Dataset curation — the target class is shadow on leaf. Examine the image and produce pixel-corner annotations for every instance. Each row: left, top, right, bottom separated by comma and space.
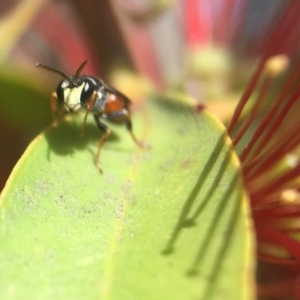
161, 130, 242, 298
44, 117, 122, 161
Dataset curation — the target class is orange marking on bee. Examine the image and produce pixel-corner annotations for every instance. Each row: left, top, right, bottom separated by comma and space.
104, 94, 125, 113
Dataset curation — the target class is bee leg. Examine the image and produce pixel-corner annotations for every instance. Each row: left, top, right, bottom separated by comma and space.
50, 92, 58, 124
81, 91, 97, 137
93, 115, 111, 173
125, 119, 145, 149
51, 93, 66, 125
106, 109, 145, 149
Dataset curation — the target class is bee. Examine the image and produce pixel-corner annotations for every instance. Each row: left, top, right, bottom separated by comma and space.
36, 60, 144, 172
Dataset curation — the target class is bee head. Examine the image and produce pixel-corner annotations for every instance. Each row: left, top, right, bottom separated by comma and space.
36, 61, 89, 112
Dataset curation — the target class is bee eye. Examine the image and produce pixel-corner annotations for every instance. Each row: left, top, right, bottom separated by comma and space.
56, 80, 66, 103
81, 80, 95, 104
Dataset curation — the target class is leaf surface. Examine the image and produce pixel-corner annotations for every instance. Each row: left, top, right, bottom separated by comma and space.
0, 96, 255, 300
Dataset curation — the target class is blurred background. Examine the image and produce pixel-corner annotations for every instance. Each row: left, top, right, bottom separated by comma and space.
0, 0, 294, 191
3, 1, 300, 299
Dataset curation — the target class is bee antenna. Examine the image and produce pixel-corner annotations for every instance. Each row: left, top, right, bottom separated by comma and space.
36, 63, 71, 84
74, 60, 88, 85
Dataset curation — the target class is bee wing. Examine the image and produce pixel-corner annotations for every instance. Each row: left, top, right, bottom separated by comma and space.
100, 80, 132, 105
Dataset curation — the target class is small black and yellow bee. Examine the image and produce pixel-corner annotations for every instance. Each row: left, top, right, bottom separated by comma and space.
36, 60, 144, 172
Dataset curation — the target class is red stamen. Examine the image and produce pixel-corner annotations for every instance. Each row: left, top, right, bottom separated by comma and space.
227, 60, 264, 133
232, 75, 272, 146
255, 211, 300, 221
258, 228, 300, 261
258, 252, 300, 266
262, 0, 300, 57
213, 0, 235, 46
251, 164, 300, 200
257, 279, 295, 299
240, 76, 300, 163
184, 0, 212, 47
240, 61, 300, 168
244, 121, 300, 178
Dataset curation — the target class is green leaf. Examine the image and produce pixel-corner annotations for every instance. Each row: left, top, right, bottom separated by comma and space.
0, 95, 255, 300
0, 71, 51, 131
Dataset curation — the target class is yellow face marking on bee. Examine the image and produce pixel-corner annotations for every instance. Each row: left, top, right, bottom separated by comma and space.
62, 81, 85, 112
